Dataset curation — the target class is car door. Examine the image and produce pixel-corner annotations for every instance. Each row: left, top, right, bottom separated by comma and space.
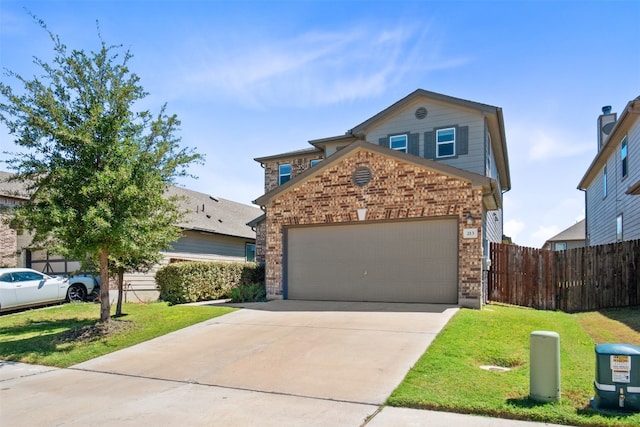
0, 272, 18, 309
13, 271, 62, 305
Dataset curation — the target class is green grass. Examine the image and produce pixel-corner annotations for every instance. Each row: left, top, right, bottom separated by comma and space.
0, 302, 235, 367
388, 304, 640, 426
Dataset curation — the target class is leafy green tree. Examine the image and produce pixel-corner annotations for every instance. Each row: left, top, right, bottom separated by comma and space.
0, 18, 202, 322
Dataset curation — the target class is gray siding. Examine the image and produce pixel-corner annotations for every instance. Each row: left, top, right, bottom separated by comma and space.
169, 230, 251, 259
365, 97, 488, 177
484, 208, 504, 244
586, 120, 640, 245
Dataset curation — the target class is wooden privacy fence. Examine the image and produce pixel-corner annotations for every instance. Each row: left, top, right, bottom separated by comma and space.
488, 240, 640, 312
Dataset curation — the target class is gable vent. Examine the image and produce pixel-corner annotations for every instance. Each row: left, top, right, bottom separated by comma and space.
353, 166, 372, 187
415, 107, 428, 120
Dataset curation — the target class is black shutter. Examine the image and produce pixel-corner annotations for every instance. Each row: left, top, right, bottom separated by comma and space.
379, 137, 390, 148
424, 131, 435, 159
457, 126, 469, 156
408, 133, 419, 156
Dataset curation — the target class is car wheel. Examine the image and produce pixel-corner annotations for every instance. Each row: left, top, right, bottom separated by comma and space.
67, 284, 87, 302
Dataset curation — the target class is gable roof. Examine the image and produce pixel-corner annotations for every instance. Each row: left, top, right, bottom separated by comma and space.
578, 96, 640, 191
0, 171, 260, 240
0, 171, 31, 200
254, 139, 501, 209
348, 89, 510, 192
544, 219, 585, 244
165, 186, 262, 240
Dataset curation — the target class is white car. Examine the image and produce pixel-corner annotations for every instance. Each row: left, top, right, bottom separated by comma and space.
0, 268, 93, 312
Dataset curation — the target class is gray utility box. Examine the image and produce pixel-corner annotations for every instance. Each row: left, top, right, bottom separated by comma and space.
593, 343, 640, 411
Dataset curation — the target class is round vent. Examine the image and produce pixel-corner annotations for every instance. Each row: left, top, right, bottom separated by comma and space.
415, 107, 428, 120
353, 166, 372, 187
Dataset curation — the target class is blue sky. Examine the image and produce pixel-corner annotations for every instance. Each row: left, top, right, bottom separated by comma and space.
1, 0, 639, 248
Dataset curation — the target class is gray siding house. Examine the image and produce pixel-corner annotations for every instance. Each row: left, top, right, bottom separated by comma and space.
578, 97, 640, 245
542, 219, 586, 250
253, 89, 511, 308
0, 173, 261, 301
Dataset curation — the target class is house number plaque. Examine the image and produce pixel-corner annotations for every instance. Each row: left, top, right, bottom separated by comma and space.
463, 228, 478, 239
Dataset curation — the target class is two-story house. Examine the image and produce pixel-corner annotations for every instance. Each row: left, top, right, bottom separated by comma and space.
252, 89, 511, 309
578, 96, 640, 245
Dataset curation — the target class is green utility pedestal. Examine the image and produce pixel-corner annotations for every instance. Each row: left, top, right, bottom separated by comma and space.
592, 343, 640, 411
530, 331, 560, 403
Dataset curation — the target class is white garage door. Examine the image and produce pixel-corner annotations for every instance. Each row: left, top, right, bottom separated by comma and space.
285, 218, 458, 303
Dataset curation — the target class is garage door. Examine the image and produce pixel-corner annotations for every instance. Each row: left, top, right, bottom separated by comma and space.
285, 218, 458, 303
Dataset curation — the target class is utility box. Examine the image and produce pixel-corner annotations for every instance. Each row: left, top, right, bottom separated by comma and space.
592, 343, 640, 411
530, 331, 561, 402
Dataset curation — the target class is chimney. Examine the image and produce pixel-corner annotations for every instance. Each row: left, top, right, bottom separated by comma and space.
597, 105, 617, 151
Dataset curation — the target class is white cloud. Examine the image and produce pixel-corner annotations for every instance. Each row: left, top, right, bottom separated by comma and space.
176, 23, 467, 109
508, 123, 592, 162
504, 219, 525, 242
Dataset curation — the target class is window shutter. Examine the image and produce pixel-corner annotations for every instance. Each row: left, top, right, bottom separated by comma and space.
424, 131, 435, 159
457, 126, 469, 156
408, 133, 419, 156
379, 137, 390, 148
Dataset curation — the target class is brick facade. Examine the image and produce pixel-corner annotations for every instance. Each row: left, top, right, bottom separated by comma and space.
263, 153, 323, 193
261, 146, 485, 309
0, 214, 18, 267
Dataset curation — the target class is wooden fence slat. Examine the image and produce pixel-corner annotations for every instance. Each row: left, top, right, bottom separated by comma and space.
488, 239, 640, 312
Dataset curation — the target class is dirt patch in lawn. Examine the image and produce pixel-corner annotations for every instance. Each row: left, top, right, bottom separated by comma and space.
56, 320, 134, 343
576, 307, 640, 346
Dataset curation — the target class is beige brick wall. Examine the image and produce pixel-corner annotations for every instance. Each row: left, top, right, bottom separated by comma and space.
0, 214, 18, 267
263, 154, 323, 193
262, 147, 485, 308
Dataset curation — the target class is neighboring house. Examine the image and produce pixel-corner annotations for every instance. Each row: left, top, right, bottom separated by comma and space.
253, 89, 511, 309
542, 219, 586, 250
0, 171, 30, 267
0, 172, 261, 301
578, 97, 640, 245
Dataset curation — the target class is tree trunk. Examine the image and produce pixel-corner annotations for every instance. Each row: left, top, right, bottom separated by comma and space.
99, 246, 111, 322
115, 267, 124, 317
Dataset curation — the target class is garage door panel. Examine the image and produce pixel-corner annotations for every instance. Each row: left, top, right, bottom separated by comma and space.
286, 218, 458, 304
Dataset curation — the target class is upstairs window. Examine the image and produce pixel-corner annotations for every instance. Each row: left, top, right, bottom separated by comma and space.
310, 159, 322, 167
390, 135, 407, 153
621, 137, 628, 178
436, 128, 456, 158
278, 164, 291, 185
603, 165, 608, 197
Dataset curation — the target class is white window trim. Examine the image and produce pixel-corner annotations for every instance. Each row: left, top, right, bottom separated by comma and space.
389, 134, 408, 153
616, 214, 623, 242
436, 127, 456, 158
278, 164, 291, 185
621, 136, 628, 179
603, 165, 607, 198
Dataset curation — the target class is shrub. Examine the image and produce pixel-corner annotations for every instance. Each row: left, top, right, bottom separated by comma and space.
230, 282, 266, 303
156, 261, 264, 305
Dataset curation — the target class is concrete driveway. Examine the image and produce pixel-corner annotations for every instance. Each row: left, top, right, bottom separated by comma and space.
0, 300, 458, 426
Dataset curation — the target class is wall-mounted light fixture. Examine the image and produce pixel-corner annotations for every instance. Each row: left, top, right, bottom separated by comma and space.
466, 212, 474, 225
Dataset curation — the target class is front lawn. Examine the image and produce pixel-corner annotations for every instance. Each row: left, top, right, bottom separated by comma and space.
388, 304, 640, 426
0, 302, 235, 367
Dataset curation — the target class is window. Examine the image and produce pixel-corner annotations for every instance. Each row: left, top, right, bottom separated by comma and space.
621, 137, 628, 178
436, 128, 456, 158
310, 159, 321, 167
603, 165, 607, 197
278, 164, 291, 185
554, 242, 567, 251
617, 214, 623, 242
390, 135, 407, 153
245, 243, 256, 263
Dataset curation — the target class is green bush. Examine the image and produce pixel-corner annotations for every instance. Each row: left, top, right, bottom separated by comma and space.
156, 261, 264, 305
230, 282, 267, 303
